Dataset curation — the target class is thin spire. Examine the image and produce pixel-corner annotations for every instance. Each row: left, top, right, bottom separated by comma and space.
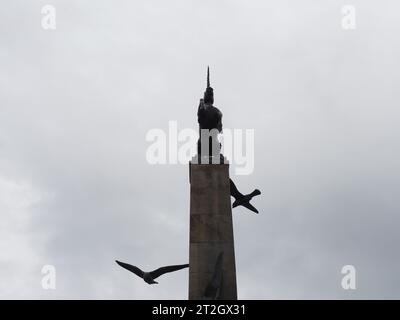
207, 66, 210, 88
203, 66, 214, 105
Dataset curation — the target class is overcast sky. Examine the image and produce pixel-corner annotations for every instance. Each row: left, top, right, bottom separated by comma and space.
1, 0, 400, 299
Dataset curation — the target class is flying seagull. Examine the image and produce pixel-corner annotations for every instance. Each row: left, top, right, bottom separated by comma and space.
115, 260, 189, 284
203, 252, 224, 300
230, 179, 261, 214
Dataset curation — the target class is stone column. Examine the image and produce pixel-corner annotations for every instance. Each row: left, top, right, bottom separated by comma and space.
188, 161, 237, 300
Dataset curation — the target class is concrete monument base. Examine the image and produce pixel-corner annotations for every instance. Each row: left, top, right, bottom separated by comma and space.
188, 161, 237, 300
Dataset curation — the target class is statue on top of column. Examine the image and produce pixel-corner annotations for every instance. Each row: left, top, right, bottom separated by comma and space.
197, 67, 223, 162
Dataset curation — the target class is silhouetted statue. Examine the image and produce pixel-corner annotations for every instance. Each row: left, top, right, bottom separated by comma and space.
230, 179, 261, 214
202, 252, 224, 300
197, 67, 223, 162
115, 260, 188, 285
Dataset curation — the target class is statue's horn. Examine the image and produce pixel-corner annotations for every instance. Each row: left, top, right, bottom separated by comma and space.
203, 66, 214, 104
207, 66, 210, 88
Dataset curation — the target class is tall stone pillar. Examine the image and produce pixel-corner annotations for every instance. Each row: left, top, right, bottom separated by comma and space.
188, 160, 237, 300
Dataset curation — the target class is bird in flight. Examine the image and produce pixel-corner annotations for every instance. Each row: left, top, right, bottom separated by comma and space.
203, 252, 224, 300
230, 179, 261, 214
115, 260, 189, 284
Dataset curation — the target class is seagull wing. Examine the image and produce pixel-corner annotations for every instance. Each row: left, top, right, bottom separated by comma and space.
203, 252, 224, 299
115, 260, 144, 278
242, 202, 259, 214
150, 264, 189, 279
229, 179, 243, 200
250, 189, 261, 197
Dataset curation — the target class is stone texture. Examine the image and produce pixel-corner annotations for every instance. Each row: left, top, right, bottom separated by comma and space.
188, 162, 237, 300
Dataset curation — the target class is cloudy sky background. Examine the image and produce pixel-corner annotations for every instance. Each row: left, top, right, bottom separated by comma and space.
1, 0, 400, 299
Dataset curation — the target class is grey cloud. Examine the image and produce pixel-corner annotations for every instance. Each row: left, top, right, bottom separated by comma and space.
0, 0, 399, 299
